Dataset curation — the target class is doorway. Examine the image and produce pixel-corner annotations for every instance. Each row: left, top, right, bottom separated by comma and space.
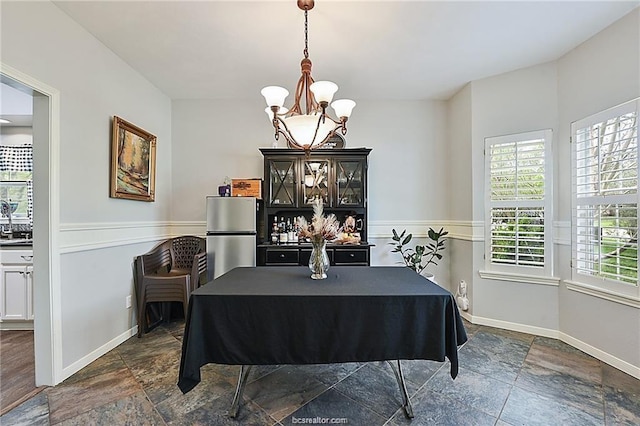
1, 66, 60, 387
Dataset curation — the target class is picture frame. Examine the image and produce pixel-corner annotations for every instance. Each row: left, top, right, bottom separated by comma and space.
110, 116, 157, 202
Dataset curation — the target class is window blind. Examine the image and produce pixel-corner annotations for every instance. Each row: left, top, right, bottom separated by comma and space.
486, 130, 551, 273
573, 107, 638, 287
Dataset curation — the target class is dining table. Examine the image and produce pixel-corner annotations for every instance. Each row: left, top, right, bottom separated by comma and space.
177, 266, 467, 418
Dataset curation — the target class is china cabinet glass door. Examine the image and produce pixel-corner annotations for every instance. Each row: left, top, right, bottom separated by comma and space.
302, 159, 330, 206
268, 159, 297, 206
336, 159, 365, 207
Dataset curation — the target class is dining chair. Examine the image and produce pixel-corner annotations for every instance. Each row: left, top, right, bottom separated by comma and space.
133, 236, 207, 337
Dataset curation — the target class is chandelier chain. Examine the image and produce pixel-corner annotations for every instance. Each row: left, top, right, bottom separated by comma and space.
304, 9, 309, 59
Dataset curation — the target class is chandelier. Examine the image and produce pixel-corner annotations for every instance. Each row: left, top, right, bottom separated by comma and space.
261, 0, 355, 152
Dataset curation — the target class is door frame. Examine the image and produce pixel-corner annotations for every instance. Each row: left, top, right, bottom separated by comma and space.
1, 63, 62, 386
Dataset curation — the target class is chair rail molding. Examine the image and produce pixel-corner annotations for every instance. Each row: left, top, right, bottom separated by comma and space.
369, 220, 483, 242
59, 221, 173, 253
59, 219, 572, 253
371, 220, 570, 244
169, 221, 206, 237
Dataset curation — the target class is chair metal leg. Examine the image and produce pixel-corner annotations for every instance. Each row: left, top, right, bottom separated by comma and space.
136, 292, 146, 338
183, 276, 191, 310
386, 360, 414, 418
229, 365, 252, 418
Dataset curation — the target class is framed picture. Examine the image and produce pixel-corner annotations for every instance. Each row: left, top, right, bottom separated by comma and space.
110, 116, 157, 202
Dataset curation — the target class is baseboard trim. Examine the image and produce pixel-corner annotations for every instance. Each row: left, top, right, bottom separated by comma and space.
0, 320, 34, 330
60, 325, 138, 381
461, 313, 639, 380
468, 314, 560, 338
559, 332, 640, 380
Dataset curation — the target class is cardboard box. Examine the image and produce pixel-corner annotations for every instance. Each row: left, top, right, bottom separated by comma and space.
231, 179, 262, 199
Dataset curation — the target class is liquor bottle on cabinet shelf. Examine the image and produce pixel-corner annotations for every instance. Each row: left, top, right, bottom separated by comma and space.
271, 217, 279, 244
278, 216, 288, 243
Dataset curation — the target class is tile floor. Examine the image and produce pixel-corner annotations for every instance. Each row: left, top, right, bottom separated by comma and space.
2, 319, 639, 425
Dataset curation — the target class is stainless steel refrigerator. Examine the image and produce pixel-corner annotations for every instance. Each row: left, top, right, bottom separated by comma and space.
206, 196, 257, 280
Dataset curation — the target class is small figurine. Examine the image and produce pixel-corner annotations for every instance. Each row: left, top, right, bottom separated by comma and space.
456, 280, 469, 311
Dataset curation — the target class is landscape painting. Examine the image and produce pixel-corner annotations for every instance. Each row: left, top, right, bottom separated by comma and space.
110, 116, 157, 201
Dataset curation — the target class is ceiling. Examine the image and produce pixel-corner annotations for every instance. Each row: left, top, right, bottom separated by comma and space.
0, 82, 33, 127
37, 1, 640, 102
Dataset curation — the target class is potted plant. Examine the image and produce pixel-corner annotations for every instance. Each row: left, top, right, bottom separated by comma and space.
390, 227, 448, 277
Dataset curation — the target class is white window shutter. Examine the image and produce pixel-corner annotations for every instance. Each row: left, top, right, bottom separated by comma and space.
571, 98, 639, 297
485, 129, 552, 275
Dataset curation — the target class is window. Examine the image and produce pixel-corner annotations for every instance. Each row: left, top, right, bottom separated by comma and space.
571, 99, 638, 299
484, 129, 553, 277
0, 145, 33, 225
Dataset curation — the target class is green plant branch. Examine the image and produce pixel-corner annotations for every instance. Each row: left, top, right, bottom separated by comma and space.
390, 227, 448, 274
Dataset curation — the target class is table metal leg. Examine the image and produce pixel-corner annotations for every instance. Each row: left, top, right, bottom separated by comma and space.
387, 360, 414, 418
228, 365, 252, 418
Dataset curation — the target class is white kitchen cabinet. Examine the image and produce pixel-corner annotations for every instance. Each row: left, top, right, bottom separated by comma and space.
0, 249, 34, 321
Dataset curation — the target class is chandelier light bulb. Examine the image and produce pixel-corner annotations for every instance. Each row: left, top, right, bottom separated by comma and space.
309, 81, 338, 104
331, 99, 356, 119
261, 86, 289, 108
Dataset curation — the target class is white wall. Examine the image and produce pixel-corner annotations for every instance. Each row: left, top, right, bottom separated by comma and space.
471, 62, 559, 220
171, 99, 449, 222
447, 84, 476, 305
2, 2, 173, 224
447, 84, 473, 222
1, 1, 173, 380
171, 99, 267, 223
556, 8, 640, 370
347, 100, 449, 224
171, 99, 452, 285
469, 62, 560, 329
452, 8, 639, 376
0, 127, 32, 145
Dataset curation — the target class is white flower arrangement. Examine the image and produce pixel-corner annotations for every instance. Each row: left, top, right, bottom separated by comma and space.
297, 199, 340, 244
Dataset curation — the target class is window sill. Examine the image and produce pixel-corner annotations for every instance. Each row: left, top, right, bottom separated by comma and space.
478, 270, 560, 286
565, 280, 640, 309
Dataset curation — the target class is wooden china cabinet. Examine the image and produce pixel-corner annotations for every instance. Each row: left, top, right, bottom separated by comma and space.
257, 147, 372, 266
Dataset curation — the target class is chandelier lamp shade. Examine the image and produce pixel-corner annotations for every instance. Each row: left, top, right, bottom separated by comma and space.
261, 0, 355, 152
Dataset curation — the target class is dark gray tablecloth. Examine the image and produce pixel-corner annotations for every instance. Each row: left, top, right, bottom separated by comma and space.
178, 266, 467, 394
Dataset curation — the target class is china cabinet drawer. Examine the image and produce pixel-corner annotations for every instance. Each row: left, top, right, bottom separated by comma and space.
334, 248, 368, 265
266, 249, 299, 265
258, 245, 371, 266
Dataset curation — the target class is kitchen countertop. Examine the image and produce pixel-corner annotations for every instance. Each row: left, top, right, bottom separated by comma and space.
0, 239, 33, 248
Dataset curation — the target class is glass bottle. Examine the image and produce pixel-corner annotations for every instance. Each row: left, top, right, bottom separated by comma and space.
271, 217, 279, 244
279, 217, 288, 243
286, 219, 294, 242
